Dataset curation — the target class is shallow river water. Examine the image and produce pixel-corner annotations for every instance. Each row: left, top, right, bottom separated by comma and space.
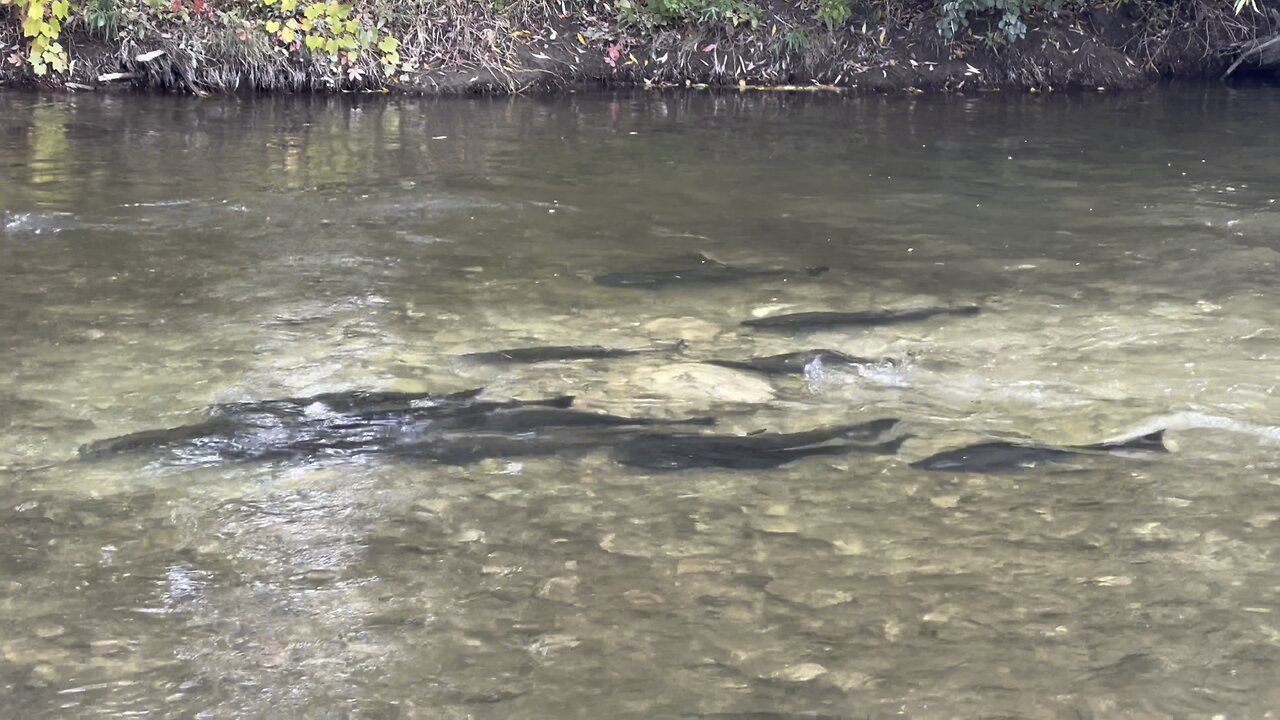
2, 87, 1279, 719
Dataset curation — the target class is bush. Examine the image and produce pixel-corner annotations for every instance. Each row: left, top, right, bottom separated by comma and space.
937, 0, 1080, 42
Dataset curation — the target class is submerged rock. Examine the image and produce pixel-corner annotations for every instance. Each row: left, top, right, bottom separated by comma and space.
641, 363, 776, 405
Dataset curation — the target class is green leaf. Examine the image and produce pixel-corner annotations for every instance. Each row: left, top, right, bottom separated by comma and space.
324, 37, 339, 54
304, 33, 324, 49
377, 35, 397, 52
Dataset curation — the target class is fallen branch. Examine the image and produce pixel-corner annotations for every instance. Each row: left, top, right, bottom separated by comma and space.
1222, 32, 1280, 78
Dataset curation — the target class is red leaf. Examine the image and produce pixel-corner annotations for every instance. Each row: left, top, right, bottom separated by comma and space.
169, 0, 182, 11
702, 43, 716, 52
192, 0, 204, 13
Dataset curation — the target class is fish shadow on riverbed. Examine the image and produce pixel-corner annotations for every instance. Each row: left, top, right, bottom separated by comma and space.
77, 386, 920, 472
460, 340, 687, 364
78, 388, 721, 465
612, 419, 908, 471
911, 430, 1169, 473
594, 253, 829, 290
741, 305, 981, 332
702, 349, 897, 377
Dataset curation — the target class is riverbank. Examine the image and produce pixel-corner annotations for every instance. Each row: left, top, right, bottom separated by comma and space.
1, 0, 1276, 94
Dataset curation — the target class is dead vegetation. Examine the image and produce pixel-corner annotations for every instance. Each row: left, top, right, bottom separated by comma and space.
1, 0, 1276, 93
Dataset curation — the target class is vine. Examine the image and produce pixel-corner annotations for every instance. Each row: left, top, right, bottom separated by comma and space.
4, 0, 70, 74
258, 0, 404, 76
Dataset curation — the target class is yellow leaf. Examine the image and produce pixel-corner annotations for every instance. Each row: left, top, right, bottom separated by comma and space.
305, 33, 323, 49
346, 50, 357, 62
280, 27, 296, 43
281, 0, 296, 11
626, 53, 637, 65
345, 19, 357, 33
771, 24, 777, 35
324, 37, 339, 54
265, 19, 280, 32
300, 18, 312, 30
576, 32, 585, 45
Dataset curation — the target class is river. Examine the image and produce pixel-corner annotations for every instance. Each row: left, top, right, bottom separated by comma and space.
2, 87, 1279, 718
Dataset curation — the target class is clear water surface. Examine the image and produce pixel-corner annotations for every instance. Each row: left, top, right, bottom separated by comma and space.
1, 87, 1279, 719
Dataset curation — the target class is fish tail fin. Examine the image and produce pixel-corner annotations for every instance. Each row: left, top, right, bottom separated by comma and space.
445, 387, 486, 402
1095, 430, 1168, 453
843, 418, 900, 439
876, 434, 913, 454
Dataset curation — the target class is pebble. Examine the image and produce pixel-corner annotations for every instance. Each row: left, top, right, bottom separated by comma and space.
930, 495, 961, 509
528, 634, 580, 657
642, 317, 722, 343
643, 363, 776, 405
769, 662, 827, 682
827, 670, 876, 691
830, 538, 866, 555
765, 579, 853, 608
535, 576, 579, 604
676, 559, 726, 575
32, 622, 66, 639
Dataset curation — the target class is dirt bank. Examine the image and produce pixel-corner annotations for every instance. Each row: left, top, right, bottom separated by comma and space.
1, 2, 1275, 95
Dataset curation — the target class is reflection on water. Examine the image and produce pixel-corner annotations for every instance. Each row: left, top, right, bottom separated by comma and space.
2, 89, 1279, 718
